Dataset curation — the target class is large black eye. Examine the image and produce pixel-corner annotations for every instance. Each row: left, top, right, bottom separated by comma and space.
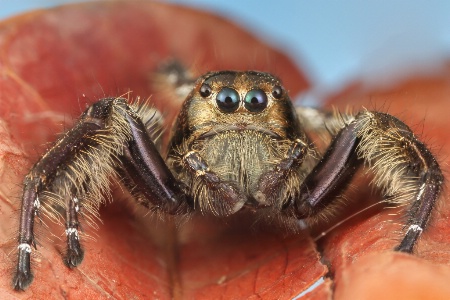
271, 85, 283, 99
244, 89, 268, 112
199, 83, 212, 97
216, 87, 240, 112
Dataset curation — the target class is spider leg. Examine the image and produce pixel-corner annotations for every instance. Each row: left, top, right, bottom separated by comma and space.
256, 139, 313, 208
292, 110, 442, 253
14, 186, 37, 290
13, 98, 187, 290
116, 104, 190, 213
181, 150, 247, 216
64, 196, 83, 267
295, 106, 338, 135
14, 113, 105, 290
294, 121, 362, 217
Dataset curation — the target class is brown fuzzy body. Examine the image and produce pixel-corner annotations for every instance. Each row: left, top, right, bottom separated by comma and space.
166, 71, 315, 216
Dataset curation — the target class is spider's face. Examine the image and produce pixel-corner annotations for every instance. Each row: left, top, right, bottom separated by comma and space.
167, 71, 309, 215
176, 71, 302, 142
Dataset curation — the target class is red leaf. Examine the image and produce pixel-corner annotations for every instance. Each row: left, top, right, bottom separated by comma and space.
3, 2, 448, 299
0, 2, 327, 299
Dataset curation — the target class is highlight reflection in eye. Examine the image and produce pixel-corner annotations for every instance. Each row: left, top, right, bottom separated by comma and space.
244, 89, 268, 112
216, 87, 240, 112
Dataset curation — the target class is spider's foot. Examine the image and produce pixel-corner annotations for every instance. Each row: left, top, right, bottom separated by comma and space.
394, 243, 412, 253
65, 226, 84, 267
394, 224, 423, 253
13, 269, 33, 291
65, 247, 84, 268
14, 244, 33, 291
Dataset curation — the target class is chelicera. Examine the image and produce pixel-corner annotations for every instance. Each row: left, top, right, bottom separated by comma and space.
13, 66, 443, 290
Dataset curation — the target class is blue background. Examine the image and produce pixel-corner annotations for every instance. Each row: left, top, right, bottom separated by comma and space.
1, 0, 450, 102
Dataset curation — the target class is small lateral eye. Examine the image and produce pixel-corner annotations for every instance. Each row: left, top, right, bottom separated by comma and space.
216, 87, 240, 112
244, 89, 268, 112
271, 85, 283, 99
200, 83, 212, 97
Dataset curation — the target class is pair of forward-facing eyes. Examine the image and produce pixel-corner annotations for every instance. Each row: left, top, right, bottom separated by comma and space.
198, 82, 284, 113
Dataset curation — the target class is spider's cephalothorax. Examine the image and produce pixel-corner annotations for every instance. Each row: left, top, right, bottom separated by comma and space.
166, 71, 314, 216
13, 69, 443, 291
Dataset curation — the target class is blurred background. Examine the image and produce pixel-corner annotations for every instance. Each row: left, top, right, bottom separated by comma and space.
1, 0, 450, 104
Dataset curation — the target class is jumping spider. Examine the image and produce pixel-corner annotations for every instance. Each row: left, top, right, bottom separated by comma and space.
13, 66, 443, 290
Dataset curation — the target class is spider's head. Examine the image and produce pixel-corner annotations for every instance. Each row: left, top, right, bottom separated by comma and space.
176, 70, 302, 141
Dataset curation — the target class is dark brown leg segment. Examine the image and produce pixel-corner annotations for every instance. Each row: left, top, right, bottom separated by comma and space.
294, 121, 361, 217
393, 140, 442, 252
13, 98, 187, 290
290, 111, 443, 253
14, 116, 103, 290
118, 105, 189, 214
64, 196, 84, 267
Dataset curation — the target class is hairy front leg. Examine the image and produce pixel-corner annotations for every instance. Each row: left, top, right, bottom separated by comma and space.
291, 110, 443, 253
13, 97, 187, 290
117, 101, 189, 214
14, 108, 107, 290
